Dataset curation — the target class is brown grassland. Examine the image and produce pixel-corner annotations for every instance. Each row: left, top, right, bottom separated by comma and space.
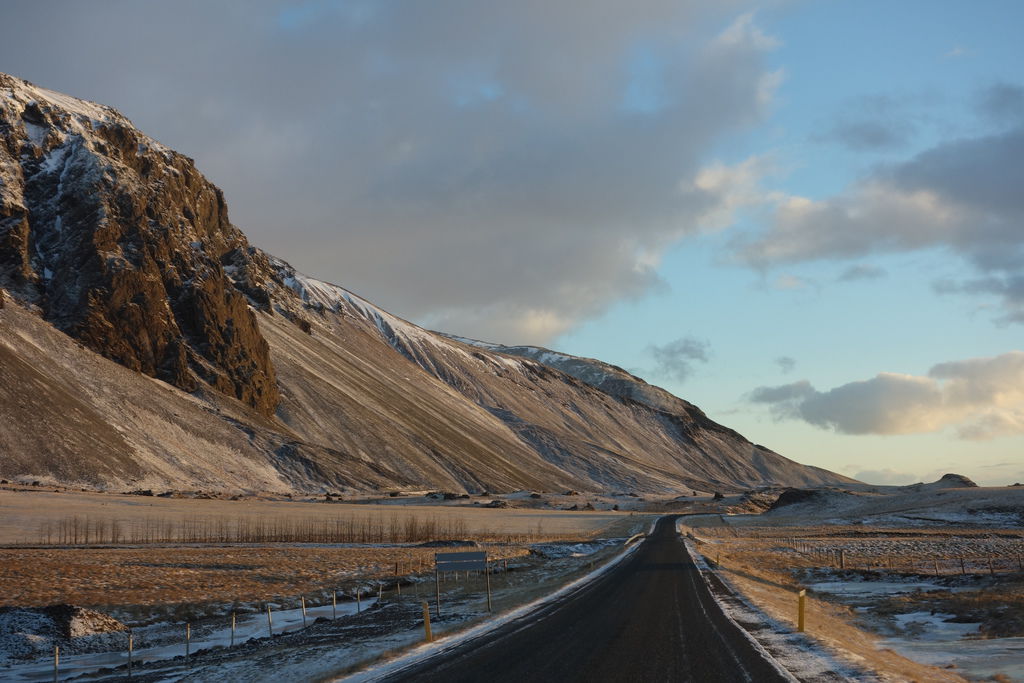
0, 487, 636, 611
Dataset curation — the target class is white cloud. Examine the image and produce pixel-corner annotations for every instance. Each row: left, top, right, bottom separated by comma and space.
0, 2, 782, 345
749, 351, 1024, 439
730, 93, 1024, 323
852, 469, 921, 486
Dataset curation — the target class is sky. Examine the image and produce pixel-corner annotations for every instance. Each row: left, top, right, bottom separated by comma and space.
1, 1, 1022, 486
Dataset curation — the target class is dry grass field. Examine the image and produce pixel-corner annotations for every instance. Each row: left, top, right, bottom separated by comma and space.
0, 545, 534, 610
0, 487, 638, 612
0, 487, 630, 544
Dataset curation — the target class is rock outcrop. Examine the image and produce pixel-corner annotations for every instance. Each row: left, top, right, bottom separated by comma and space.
0, 73, 277, 414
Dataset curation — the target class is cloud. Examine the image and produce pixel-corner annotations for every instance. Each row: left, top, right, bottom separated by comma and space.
732, 85, 1024, 323
977, 82, 1024, 124
945, 45, 969, 59
852, 469, 920, 486
0, 2, 781, 344
748, 351, 1024, 439
772, 273, 812, 290
774, 356, 796, 373
837, 264, 887, 282
648, 336, 711, 382
816, 95, 915, 151
823, 120, 912, 151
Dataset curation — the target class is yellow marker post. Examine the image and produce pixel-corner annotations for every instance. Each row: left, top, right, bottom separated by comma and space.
422, 601, 433, 642
797, 589, 806, 633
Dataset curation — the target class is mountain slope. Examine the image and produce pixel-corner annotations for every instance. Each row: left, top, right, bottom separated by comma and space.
0, 73, 854, 494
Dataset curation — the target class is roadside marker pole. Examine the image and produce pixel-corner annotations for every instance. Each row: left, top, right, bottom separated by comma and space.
301, 596, 307, 628
185, 623, 191, 665
332, 591, 337, 620
797, 589, 806, 633
53, 645, 59, 683
421, 601, 433, 642
230, 612, 236, 647
378, 583, 383, 601
266, 605, 273, 637
357, 589, 362, 614
127, 634, 133, 678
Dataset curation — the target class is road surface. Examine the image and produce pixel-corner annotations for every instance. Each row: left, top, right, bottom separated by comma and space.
378, 516, 790, 682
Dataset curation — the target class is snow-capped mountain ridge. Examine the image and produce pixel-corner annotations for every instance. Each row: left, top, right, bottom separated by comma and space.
0, 72, 854, 493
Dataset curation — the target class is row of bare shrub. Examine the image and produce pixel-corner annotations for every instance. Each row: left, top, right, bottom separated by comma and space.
33, 514, 559, 546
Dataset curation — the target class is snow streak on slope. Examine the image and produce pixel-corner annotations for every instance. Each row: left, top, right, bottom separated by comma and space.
262, 265, 852, 493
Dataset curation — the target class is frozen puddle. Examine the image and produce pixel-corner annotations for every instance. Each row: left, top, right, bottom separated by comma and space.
3, 598, 377, 682
881, 612, 1024, 682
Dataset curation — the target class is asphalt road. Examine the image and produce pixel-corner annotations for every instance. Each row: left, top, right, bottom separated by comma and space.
378, 516, 790, 683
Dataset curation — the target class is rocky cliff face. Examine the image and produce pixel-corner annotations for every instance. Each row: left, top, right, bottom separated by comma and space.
0, 74, 278, 414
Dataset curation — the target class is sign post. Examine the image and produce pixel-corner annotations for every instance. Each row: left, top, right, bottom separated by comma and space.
434, 568, 441, 619
435, 551, 488, 617
485, 560, 492, 612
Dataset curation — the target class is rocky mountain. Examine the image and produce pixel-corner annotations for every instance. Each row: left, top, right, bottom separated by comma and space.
0, 73, 854, 494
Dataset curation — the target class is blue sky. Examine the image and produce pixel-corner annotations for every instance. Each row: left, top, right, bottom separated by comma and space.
559, 1, 1024, 485
1, 1, 1021, 485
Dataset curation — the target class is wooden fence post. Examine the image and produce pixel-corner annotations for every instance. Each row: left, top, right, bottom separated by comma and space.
797, 589, 806, 633
230, 612, 236, 647
301, 596, 307, 628
422, 601, 433, 642
266, 604, 273, 636
332, 591, 337, 620
53, 645, 59, 683
185, 623, 191, 664
128, 633, 133, 678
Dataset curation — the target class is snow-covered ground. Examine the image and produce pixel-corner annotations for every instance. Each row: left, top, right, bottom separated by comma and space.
881, 613, 1024, 682
1, 599, 378, 682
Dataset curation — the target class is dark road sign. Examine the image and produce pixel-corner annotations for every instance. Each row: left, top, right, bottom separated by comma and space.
435, 551, 487, 572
